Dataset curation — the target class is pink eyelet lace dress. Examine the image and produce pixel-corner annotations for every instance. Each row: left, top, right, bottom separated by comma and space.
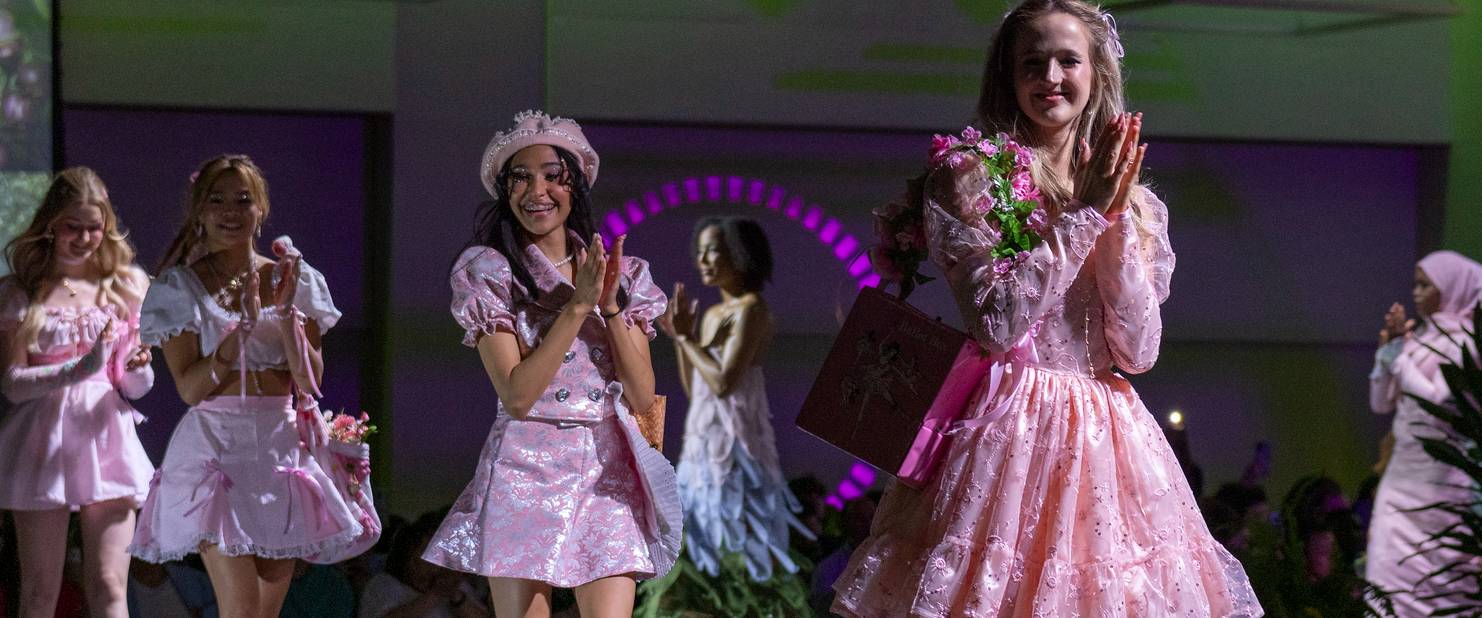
128, 260, 364, 563
422, 238, 682, 588
0, 274, 155, 511
831, 157, 1262, 617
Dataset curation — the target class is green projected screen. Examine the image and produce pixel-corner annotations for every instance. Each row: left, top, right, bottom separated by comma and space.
0, 0, 53, 276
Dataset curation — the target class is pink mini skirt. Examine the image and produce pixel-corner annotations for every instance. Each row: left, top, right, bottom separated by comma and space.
130, 395, 362, 562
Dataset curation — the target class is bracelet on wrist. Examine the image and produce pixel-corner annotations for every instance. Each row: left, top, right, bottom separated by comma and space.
600, 307, 622, 320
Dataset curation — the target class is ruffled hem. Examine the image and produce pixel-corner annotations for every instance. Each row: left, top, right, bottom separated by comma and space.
460, 316, 516, 348
129, 520, 364, 564
617, 408, 684, 580
833, 533, 1258, 617
830, 367, 1261, 617
139, 322, 200, 348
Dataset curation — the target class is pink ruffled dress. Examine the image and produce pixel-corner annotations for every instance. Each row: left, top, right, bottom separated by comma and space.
0, 274, 155, 510
128, 260, 364, 562
422, 238, 682, 587
832, 158, 1261, 617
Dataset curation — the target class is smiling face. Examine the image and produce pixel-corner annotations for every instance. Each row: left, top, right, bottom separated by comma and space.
505, 145, 573, 240
49, 200, 106, 267
199, 170, 264, 251
1013, 12, 1095, 141
695, 225, 741, 290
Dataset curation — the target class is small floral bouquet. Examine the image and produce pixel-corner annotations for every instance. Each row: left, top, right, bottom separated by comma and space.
870, 127, 1048, 299
321, 410, 376, 498
869, 177, 933, 300
929, 127, 1048, 275
324, 410, 377, 444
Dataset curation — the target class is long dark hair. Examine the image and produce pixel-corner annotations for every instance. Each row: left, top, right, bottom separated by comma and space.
460, 146, 619, 304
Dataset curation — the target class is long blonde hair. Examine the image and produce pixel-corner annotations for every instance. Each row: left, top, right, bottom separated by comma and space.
157, 154, 272, 273
2, 167, 144, 352
976, 0, 1143, 213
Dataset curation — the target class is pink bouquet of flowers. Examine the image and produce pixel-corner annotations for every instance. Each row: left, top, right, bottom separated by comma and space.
324, 410, 377, 444
870, 127, 1047, 299
929, 127, 1047, 275
869, 175, 933, 300
321, 410, 376, 499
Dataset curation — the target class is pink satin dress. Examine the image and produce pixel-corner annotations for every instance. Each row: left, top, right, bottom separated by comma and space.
423, 238, 682, 587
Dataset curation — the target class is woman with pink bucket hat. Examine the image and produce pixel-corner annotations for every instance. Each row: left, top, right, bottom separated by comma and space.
423, 111, 681, 617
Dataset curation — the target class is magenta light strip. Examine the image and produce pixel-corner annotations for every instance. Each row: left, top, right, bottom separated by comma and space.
705, 176, 722, 202
601, 176, 892, 293
727, 176, 744, 203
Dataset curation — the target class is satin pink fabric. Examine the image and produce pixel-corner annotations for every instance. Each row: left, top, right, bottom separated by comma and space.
425, 240, 679, 586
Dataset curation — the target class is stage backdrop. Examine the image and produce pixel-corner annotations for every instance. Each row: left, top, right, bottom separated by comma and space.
0, 0, 55, 275
547, 2, 1450, 144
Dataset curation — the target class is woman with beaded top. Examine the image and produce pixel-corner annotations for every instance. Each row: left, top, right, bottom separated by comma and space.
128, 155, 360, 618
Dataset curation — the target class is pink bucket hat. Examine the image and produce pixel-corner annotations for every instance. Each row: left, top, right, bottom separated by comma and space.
479, 110, 600, 197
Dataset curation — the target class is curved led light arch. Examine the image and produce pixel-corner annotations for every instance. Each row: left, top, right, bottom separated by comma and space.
598, 175, 882, 289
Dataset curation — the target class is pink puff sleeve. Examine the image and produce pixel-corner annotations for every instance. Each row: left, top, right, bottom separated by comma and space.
450, 246, 518, 348
1093, 187, 1175, 373
923, 160, 1109, 354
617, 256, 667, 340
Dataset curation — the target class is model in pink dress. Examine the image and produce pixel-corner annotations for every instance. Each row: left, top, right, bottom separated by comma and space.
1366, 250, 1482, 616
831, 2, 1260, 616
423, 111, 680, 617
0, 167, 155, 618
129, 155, 362, 618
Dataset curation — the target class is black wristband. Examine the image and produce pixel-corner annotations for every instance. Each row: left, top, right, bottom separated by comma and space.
601, 308, 622, 320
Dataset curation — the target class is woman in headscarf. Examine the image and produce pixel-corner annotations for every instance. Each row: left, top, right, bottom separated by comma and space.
1367, 250, 1482, 616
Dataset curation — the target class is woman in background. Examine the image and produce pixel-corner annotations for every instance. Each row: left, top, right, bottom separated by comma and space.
1367, 250, 1482, 616
655, 217, 811, 588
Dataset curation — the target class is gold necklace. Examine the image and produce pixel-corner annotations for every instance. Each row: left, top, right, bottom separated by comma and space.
205, 255, 255, 313
58, 277, 78, 297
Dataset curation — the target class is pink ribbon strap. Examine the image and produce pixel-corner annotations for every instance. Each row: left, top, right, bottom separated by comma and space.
950, 326, 1042, 433
182, 459, 233, 518
292, 310, 321, 399
275, 466, 334, 535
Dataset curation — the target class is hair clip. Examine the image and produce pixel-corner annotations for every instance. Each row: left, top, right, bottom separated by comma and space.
1101, 12, 1125, 59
